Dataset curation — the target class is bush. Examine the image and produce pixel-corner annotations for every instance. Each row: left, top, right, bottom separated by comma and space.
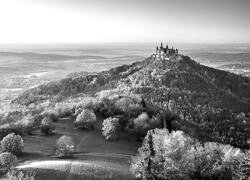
74, 109, 96, 130
1, 133, 24, 155
73, 108, 83, 118
20, 115, 39, 135
131, 129, 248, 180
114, 96, 141, 112
55, 135, 74, 158
126, 112, 161, 139
40, 118, 55, 135
6, 170, 35, 180
0, 111, 23, 125
233, 151, 250, 180
96, 98, 123, 118
120, 107, 144, 129
54, 103, 73, 118
0, 152, 17, 170
41, 109, 58, 122
74, 97, 99, 112
0, 123, 23, 140
133, 113, 151, 138
102, 117, 120, 141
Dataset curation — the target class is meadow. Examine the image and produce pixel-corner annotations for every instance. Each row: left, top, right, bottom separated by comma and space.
13, 116, 139, 180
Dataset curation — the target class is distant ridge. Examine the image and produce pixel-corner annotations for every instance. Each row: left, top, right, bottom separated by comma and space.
0, 51, 106, 60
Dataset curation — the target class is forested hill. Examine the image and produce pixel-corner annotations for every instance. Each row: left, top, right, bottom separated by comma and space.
13, 54, 250, 113
8, 54, 250, 148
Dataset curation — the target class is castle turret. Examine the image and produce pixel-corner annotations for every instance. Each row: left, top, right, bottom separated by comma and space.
160, 43, 163, 49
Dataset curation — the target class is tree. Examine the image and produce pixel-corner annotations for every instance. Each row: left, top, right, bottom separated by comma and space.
0, 152, 17, 170
74, 109, 96, 130
55, 135, 74, 158
1, 133, 24, 155
40, 117, 55, 135
131, 129, 248, 180
102, 117, 120, 141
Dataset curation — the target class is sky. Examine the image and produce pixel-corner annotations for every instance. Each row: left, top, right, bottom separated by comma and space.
0, 0, 250, 43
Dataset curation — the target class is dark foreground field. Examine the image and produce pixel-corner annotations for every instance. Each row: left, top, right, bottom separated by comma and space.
13, 117, 140, 180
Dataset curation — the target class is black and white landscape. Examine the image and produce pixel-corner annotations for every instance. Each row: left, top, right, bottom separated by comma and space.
0, 0, 249, 180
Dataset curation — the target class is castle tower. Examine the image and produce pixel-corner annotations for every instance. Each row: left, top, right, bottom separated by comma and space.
160, 42, 163, 49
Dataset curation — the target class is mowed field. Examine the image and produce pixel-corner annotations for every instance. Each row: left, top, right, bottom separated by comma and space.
14, 117, 140, 180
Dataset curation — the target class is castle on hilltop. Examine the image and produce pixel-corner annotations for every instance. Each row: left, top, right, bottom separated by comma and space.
154, 43, 178, 60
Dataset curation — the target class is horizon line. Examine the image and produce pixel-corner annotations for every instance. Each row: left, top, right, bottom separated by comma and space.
1, 42, 250, 45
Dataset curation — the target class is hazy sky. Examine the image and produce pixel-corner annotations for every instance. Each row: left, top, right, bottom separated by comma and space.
0, 0, 249, 43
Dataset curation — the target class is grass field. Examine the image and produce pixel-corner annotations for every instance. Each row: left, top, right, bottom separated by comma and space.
13, 117, 140, 180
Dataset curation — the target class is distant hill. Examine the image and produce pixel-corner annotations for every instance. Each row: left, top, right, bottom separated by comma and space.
189, 52, 250, 64
0, 51, 106, 60
218, 63, 250, 77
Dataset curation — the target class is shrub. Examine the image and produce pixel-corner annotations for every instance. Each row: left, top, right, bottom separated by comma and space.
133, 113, 151, 138
20, 115, 40, 135
73, 108, 83, 118
0, 124, 13, 139
55, 135, 74, 158
74, 97, 99, 112
0, 111, 23, 125
131, 129, 248, 180
233, 151, 250, 180
114, 96, 141, 112
6, 170, 35, 180
0, 152, 17, 170
54, 103, 73, 118
41, 109, 58, 122
102, 117, 120, 141
74, 109, 96, 130
120, 107, 144, 129
182, 143, 229, 179
96, 97, 123, 118
40, 118, 55, 135
0, 123, 23, 140
1, 133, 24, 155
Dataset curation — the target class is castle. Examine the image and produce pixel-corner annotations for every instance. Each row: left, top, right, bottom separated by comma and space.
154, 43, 178, 60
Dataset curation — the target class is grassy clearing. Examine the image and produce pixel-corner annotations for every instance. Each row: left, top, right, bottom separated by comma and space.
13, 116, 139, 179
